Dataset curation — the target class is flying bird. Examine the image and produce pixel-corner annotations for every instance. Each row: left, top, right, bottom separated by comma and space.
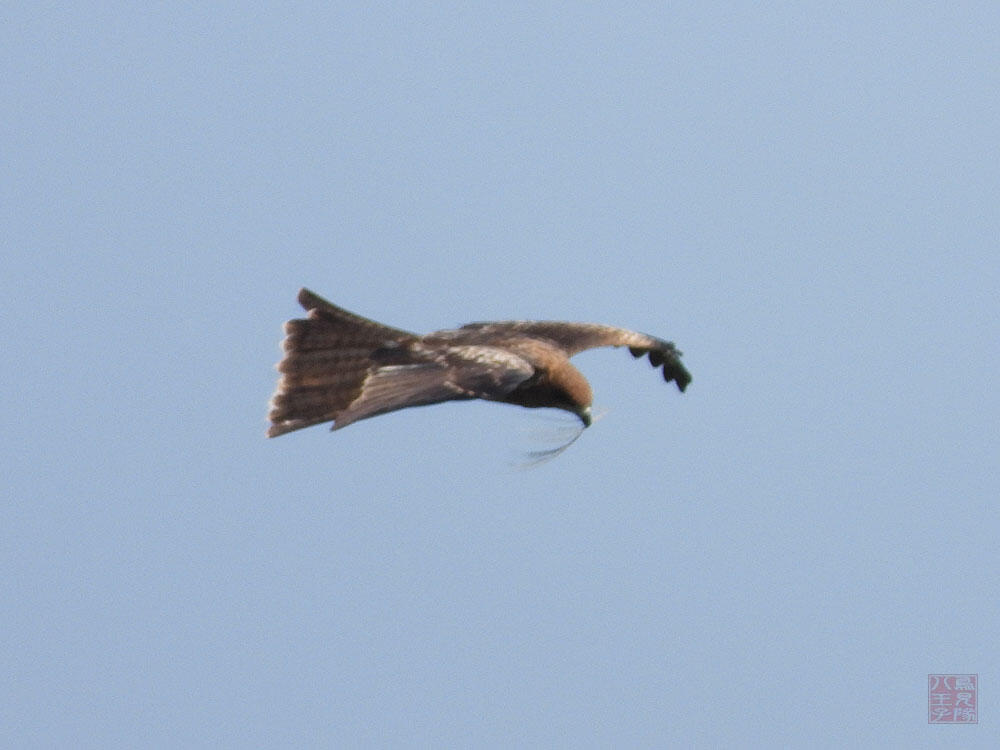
267, 288, 691, 438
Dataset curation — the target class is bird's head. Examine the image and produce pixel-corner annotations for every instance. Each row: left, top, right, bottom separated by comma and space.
548, 362, 593, 428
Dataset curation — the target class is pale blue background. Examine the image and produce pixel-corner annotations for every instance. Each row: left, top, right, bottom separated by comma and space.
4, 3, 998, 747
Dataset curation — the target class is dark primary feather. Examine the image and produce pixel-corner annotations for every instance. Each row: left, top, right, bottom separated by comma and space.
627, 342, 691, 392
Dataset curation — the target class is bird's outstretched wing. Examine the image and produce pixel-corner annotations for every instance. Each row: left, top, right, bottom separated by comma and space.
454, 321, 692, 392
331, 344, 535, 430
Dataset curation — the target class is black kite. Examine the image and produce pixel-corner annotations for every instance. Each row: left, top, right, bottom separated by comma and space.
267, 289, 690, 437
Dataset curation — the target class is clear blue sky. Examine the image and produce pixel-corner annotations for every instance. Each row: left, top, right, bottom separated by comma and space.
4, 3, 998, 747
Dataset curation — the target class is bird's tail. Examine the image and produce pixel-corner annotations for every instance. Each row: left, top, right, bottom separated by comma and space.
266, 289, 417, 437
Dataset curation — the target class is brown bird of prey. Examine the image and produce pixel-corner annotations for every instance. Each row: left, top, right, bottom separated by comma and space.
267, 288, 691, 437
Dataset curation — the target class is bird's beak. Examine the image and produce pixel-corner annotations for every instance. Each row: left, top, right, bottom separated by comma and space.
578, 406, 592, 427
